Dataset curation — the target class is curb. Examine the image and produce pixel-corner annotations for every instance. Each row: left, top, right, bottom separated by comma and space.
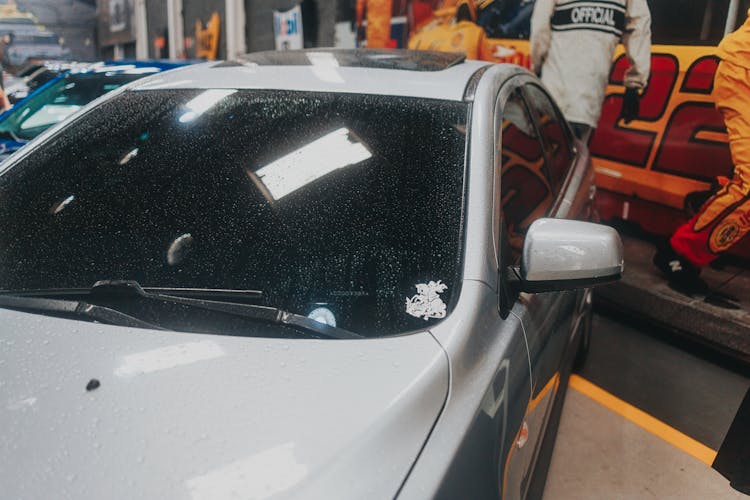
595, 279, 750, 365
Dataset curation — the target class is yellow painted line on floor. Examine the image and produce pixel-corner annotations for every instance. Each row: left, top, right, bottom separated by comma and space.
569, 375, 717, 466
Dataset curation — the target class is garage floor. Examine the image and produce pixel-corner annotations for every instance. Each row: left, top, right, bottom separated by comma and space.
543, 313, 750, 499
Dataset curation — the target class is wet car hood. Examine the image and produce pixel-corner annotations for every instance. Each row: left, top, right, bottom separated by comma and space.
0, 308, 448, 500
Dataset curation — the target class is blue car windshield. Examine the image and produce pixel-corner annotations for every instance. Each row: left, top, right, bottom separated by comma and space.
0, 89, 468, 337
0, 72, 145, 141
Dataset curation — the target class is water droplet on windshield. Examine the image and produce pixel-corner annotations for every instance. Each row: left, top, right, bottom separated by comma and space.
166, 233, 194, 266
50, 194, 76, 215
118, 147, 139, 165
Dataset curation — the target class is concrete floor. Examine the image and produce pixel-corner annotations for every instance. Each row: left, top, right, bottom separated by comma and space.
542, 313, 750, 499
543, 389, 746, 499
596, 233, 750, 363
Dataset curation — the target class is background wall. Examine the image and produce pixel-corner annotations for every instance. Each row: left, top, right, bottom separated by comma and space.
245, 0, 336, 52
99, 0, 346, 60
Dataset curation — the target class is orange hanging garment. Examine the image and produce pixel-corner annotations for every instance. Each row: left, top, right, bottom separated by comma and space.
361, 0, 393, 48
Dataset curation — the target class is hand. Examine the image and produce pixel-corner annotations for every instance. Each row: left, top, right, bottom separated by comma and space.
620, 87, 640, 124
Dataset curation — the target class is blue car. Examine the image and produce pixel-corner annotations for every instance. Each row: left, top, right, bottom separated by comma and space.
0, 60, 190, 160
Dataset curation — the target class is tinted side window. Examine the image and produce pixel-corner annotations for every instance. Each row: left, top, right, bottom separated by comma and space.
523, 84, 574, 195
499, 90, 552, 253
650, 0, 731, 45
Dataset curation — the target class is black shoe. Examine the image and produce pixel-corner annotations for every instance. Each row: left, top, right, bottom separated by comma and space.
653, 243, 708, 296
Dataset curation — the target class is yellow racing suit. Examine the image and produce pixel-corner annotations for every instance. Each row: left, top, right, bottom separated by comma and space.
670, 10, 750, 266
408, 0, 493, 60
356, 0, 393, 48
408, 19, 492, 59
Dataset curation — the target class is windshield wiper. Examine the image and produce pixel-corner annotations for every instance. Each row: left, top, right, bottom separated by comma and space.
0, 281, 362, 340
96, 281, 363, 340
0, 294, 165, 330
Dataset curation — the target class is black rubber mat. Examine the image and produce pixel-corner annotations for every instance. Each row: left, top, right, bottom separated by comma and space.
713, 386, 750, 495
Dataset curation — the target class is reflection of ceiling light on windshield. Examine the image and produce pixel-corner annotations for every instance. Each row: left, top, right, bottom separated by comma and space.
253, 128, 371, 200
306, 52, 345, 84
167, 233, 194, 266
118, 147, 139, 165
178, 89, 237, 123
307, 307, 336, 327
50, 194, 75, 214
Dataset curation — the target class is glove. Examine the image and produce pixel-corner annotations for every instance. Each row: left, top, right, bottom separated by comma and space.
620, 87, 640, 124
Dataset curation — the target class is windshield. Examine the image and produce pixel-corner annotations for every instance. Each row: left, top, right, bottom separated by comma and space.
0, 89, 468, 337
0, 72, 145, 141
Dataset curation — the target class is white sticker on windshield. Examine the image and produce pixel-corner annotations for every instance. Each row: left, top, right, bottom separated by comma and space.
405, 280, 448, 320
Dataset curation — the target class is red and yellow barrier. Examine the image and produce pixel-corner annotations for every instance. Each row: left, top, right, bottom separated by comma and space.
408, 17, 750, 258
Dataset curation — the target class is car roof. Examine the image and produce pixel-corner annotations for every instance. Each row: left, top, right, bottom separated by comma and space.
132, 49, 494, 102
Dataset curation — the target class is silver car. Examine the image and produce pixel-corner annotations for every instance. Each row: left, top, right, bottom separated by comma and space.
0, 49, 622, 499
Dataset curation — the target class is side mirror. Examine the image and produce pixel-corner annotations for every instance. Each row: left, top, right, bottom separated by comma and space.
513, 218, 624, 293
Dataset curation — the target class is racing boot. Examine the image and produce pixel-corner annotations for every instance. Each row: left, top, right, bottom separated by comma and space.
653, 241, 709, 296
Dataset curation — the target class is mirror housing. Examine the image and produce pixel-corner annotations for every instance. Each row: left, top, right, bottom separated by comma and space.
514, 218, 624, 293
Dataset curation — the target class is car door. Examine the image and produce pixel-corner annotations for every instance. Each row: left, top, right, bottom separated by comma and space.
519, 81, 583, 477
518, 81, 581, 410
494, 78, 580, 497
493, 82, 553, 498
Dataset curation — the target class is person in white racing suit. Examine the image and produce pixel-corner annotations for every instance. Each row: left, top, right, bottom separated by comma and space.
530, 0, 651, 138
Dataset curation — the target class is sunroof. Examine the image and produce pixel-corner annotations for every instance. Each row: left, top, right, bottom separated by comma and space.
216, 49, 467, 72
